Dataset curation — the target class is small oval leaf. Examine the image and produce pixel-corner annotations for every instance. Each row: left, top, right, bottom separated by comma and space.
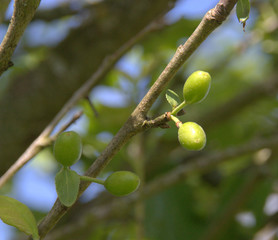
0, 196, 39, 239
165, 89, 181, 109
55, 168, 80, 207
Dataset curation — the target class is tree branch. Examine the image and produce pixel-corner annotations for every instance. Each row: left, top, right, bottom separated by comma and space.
144, 73, 278, 133
142, 112, 170, 129
132, 0, 238, 117
0, 0, 174, 175
0, 18, 163, 189
33, 1, 239, 238
0, 111, 83, 188
45, 134, 276, 240
0, 0, 40, 76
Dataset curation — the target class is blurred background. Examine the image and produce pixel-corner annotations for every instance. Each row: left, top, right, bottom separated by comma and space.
0, 0, 278, 239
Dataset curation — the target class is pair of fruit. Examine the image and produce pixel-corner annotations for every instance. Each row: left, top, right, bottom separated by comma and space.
53, 131, 140, 200
170, 71, 211, 151
53, 70, 211, 202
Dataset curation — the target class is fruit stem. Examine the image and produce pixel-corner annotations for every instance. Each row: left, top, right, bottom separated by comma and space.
171, 100, 186, 116
170, 115, 182, 128
80, 176, 105, 185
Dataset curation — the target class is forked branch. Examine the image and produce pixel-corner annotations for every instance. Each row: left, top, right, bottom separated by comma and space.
35, 0, 238, 239
0, 18, 164, 189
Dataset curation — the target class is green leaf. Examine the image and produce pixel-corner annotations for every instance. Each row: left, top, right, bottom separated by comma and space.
236, 0, 250, 30
55, 167, 80, 207
0, 196, 39, 239
165, 89, 181, 109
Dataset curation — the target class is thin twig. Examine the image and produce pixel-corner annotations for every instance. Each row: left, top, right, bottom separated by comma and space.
143, 74, 278, 131
0, 0, 40, 76
0, 18, 163, 189
141, 112, 170, 129
50, 111, 83, 139
131, 0, 238, 117
85, 97, 99, 118
35, 1, 239, 239
0, 111, 83, 188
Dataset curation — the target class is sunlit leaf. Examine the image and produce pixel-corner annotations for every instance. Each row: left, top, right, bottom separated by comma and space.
0, 196, 39, 239
165, 89, 181, 109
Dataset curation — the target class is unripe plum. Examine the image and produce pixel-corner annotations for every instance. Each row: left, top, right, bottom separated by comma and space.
183, 71, 211, 104
53, 131, 82, 166
104, 171, 140, 196
178, 122, 206, 151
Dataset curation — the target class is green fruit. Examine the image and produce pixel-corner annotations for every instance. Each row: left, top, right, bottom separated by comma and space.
104, 171, 140, 196
178, 122, 206, 151
53, 131, 82, 166
183, 70, 211, 104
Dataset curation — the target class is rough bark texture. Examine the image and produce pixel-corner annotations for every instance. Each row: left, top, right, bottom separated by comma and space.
0, 0, 175, 175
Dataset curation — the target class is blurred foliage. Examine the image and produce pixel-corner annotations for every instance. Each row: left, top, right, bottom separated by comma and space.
1, 0, 278, 240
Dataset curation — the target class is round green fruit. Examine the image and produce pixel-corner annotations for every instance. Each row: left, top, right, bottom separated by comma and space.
53, 131, 82, 167
183, 70, 211, 104
104, 171, 140, 196
178, 122, 206, 151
